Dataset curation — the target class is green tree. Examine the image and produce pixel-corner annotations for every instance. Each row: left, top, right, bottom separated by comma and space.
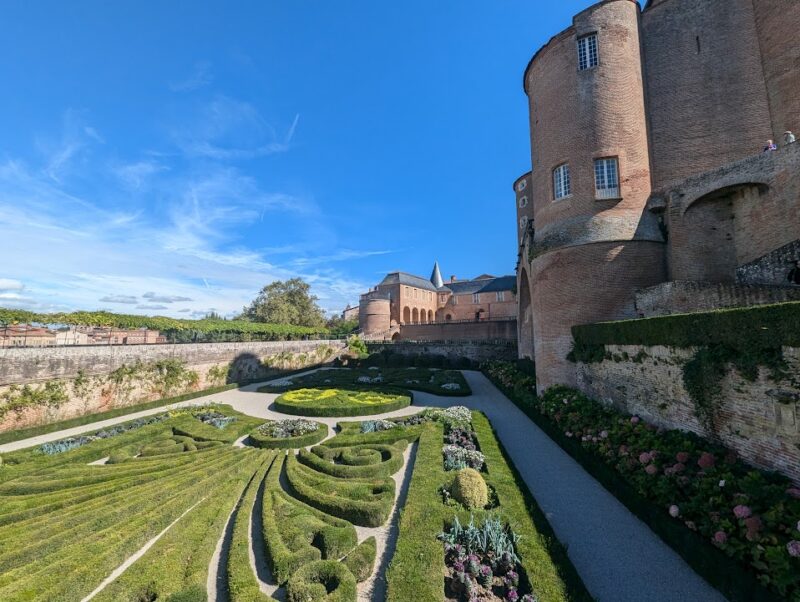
240, 278, 326, 328
326, 315, 359, 336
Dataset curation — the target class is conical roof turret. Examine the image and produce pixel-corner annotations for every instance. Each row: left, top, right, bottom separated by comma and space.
430, 261, 444, 288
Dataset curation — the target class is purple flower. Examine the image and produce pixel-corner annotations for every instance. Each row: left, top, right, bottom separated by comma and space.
676, 451, 690, 464
645, 464, 659, 475
787, 488, 800, 500
506, 590, 519, 602
669, 505, 680, 518
673, 462, 686, 474
788, 541, 800, 558
639, 452, 652, 464
630, 416, 640, 425
713, 531, 728, 545
733, 505, 752, 519
505, 570, 519, 587
599, 430, 609, 439
698, 452, 716, 469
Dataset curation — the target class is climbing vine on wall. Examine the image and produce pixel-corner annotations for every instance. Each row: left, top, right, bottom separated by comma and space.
0, 381, 69, 420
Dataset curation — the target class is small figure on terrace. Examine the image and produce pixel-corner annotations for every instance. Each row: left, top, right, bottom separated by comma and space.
788, 260, 800, 286
763, 139, 778, 152
785, 131, 796, 145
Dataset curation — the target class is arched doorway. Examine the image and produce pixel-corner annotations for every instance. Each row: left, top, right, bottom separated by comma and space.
391, 332, 401, 342
445, 314, 452, 321
428, 309, 433, 323
420, 310, 427, 324
412, 308, 419, 324
402, 307, 411, 324
518, 267, 534, 359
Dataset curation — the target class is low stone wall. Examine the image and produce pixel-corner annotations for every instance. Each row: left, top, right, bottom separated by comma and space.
367, 341, 517, 365
396, 319, 517, 343
737, 239, 800, 286
0, 340, 346, 433
575, 344, 800, 484
634, 280, 800, 317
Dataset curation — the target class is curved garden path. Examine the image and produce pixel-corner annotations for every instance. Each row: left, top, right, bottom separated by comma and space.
1, 368, 727, 602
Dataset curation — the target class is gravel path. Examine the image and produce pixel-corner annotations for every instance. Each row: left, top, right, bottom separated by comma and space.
5, 368, 727, 602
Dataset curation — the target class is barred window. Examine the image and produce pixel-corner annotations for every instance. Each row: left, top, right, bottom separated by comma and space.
578, 34, 599, 71
496, 291, 505, 302
473, 293, 480, 304
594, 158, 620, 199
553, 164, 571, 200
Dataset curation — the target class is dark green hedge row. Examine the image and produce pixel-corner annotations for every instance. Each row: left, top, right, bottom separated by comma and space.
249, 423, 328, 449
299, 441, 407, 480
272, 390, 412, 417
0, 308, 327, 337
285, 454, 395, 527
484, 368, 784, 602
286, 559, 357, 602
571, 301, 800, 352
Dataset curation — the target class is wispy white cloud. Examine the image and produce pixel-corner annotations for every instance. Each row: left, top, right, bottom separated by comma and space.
143, 292, 193, 303
99, 295, 138, 304
0, 279, 24, 291
37, 109, 104, 183
169, 61, 213, 92
171, 96, 298, 160
136, 304, 168, 310
112, 160, 167, 190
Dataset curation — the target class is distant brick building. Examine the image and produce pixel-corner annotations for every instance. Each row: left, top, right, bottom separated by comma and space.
517, 0, 800, 391
359, 262, 516, 340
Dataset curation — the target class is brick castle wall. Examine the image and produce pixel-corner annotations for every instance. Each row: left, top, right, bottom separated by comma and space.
367, 341, 517, 364
576, 344, 800, 484
397, 319, 517, 343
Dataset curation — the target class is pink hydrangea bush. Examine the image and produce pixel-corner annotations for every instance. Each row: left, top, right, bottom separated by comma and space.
484, 362, 800, 600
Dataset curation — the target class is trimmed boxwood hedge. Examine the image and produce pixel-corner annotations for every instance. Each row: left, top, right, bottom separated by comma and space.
299, 441, 407, 479
286, 559, 357, 602
571, 300, 800, 352
484, 368, 784, 602
343, 536, 376, 582
273, 387, 412, 417
249, 422, 328, 449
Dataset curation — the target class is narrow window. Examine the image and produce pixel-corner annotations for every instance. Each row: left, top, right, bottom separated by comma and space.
518, 196, 528, 209
517, 179, 527, 192
578, 34, 599, 71
594, 158, 620, 199
453, 296, 458, 305
496, 291, 505, 302
553, 164, 571, 200
473, 293, 480, 304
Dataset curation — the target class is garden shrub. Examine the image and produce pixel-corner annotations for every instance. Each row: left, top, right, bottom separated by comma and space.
484, 361, 800, 602
286, 560, 357, 602
300, 441, 406, 479
272, 387, 411, 417
451, 468, 489, 510
250, 420, 328, 449
343, 537, 376, 582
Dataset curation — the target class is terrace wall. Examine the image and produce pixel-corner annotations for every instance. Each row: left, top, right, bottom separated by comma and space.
396, 319, 517, 343
367, 341, 517, 365
575, 345, 800, 484
0, 340, 346, 433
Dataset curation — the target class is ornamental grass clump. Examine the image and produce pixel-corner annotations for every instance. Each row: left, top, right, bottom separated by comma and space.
193, 409, 235, 429
451, 468, 489, 510
443, 444, 485, 471
360, 419, 397, 434
258, 419, 319, 439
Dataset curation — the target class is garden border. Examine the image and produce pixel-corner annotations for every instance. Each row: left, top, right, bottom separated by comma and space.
249, 422, 329, 449
272, 387, 412, 417
484, 370, 783, 602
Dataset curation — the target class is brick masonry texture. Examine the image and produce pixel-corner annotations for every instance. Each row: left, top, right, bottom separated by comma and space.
518, 0, 800, 392
0, 340, 345, 433
576, 345, 800, 485
635, 281, 800, 317
397, 319, 517, 343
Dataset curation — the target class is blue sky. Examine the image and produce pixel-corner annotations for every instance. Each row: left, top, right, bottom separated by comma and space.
0, 0, 597, 318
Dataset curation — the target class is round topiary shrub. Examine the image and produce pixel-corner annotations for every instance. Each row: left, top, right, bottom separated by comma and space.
286, 560, 357, 602
451, 468, 488, 510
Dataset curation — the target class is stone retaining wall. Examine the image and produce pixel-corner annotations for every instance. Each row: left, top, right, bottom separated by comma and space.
576, 344, 800, 484
0, 340, 346, 433
367, 341, 517, 364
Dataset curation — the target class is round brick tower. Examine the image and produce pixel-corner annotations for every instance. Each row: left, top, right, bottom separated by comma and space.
359, 298, 391, 336
523, 0, 666, 391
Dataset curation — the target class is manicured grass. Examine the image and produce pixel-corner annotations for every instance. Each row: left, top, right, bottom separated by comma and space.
272, 387, 411, 417
386, 423, 447, 602
227, 452, 276, 602
258, 366, 472, 397
249, 421, 328, 449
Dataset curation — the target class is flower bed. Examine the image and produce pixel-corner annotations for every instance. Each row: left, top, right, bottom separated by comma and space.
272, 387, 411, 417
484, 361, 800, 602
250, 419, 328, 449
38, 414, 171, 455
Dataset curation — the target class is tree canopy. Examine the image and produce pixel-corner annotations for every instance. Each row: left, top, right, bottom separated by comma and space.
240, 278, 326, 328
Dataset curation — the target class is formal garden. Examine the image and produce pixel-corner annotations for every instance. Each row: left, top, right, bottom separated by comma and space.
0, 368, 587, 602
